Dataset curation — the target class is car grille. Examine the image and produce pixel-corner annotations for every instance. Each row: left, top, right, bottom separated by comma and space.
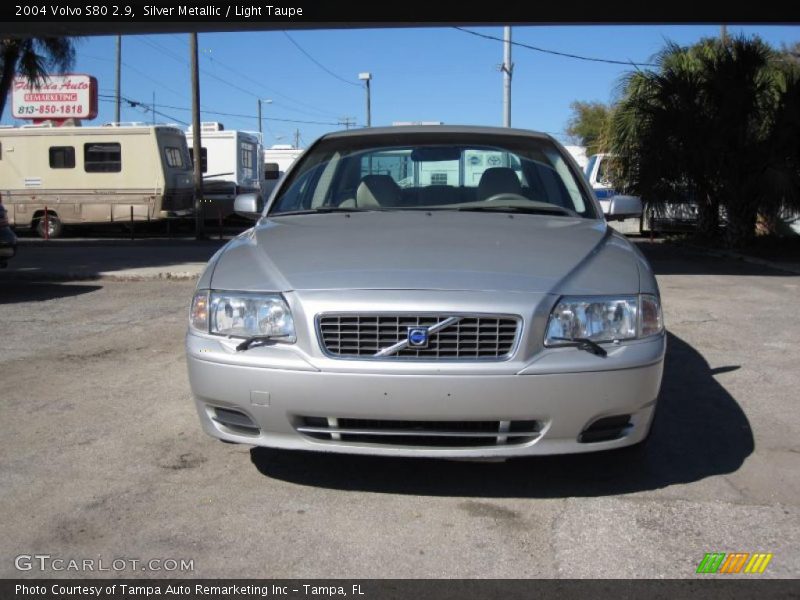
317, 314, 520, 360
296, 417, 541, 448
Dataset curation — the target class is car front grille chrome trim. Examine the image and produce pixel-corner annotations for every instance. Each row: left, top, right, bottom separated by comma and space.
373, 316, 463, 357
316, 312, 522, 361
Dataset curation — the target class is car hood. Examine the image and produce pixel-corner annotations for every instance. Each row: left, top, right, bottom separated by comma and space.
209, 211, 640, 294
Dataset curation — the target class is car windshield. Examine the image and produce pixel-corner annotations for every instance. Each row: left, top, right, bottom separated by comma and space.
268, 132, 596, 218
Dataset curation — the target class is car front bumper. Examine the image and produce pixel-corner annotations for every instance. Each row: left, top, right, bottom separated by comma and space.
186, 333, 666, 458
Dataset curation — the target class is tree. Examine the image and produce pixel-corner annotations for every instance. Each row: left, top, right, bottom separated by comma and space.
611, 36, 800, 248
566, 101, 614, 156
612, 41, 722, 237
0, 37, 78, 120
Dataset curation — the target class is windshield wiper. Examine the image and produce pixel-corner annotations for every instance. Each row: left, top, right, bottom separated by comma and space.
235, 336, 277, 352
455, 205, 574, 216
549, 337, 608, 357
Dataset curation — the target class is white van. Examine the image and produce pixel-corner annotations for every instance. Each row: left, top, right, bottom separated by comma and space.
0, 122, 194, 237
185, 122, 263, 219
585, 153, 698, 233
262, 145, 303, 199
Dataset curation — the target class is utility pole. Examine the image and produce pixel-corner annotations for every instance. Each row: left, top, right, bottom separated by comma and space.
339, 117, 356, 130
502, 26, 513, 128
294, 128, 300, 149
114, 35, 121, 123
151, 91, 155, 125
721, 24, 728, 44
190, 33, 205, 239
358, 72, 372, 127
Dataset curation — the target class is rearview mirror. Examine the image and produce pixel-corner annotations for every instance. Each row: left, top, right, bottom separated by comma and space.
234, 193, 264, 220
410, 146, 461, 162
604, 195, 642, 221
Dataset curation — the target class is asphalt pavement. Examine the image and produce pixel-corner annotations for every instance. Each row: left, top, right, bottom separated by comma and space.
0, 241, 797, 578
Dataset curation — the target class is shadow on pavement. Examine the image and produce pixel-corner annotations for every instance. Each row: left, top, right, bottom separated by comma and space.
2, 238, 228, 280
634, 239, 798, 276
0, 281, 102, 305
250, 331, 753, 497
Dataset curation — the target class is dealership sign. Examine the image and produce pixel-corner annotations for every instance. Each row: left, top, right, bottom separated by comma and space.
11, 74, 98, 120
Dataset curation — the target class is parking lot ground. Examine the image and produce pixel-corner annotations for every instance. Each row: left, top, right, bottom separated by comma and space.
1, 237, 229, 281
0, 241, 798, 578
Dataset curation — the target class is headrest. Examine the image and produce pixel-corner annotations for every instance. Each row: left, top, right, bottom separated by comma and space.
477, 167, 522, 200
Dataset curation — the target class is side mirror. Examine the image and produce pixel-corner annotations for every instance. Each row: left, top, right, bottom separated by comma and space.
605, 195, 642, 221
234, 193, 264, 220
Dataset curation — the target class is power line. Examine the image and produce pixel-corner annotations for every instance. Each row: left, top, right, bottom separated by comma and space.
282, 31, 362, 88
82, 53, 188, 100
99, 93, 344, 126
454, 27, 658, 68
148, 35, 346, 120
89, 50, 259, 131
98, 95, 188, 126
157, 103, 344, 126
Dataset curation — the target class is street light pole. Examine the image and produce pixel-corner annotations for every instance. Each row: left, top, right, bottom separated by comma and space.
502, 26, 513, 128
358, 72, 372, 127
257, 98, 272, 138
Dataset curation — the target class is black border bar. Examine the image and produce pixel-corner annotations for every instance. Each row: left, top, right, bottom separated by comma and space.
2, 1, 800, 36
3, 579, 800, 600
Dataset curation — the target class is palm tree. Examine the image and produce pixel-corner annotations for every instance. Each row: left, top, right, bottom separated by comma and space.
611, 36, 800, 247
612, 41, 722, 237
757, 61, 800, 234
0, 37, 78, 119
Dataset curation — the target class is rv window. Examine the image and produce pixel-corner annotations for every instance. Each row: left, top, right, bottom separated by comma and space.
164, 147, 184, 168
84, 143, 121, 173
241, 143, 257, 181
188, 147, 208, 173
49, 146, 76, 169
265, 162, 280, 180
241, 145, 255, 169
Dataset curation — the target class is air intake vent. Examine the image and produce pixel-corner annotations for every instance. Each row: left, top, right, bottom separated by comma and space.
296, 416, 540, 448
579, 415, 632, 443
212, 407, 260, 435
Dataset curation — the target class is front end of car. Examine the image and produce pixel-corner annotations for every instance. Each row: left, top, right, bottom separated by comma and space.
185, 243, 665, 458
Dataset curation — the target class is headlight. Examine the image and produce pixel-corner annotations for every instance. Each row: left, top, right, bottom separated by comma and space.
544, 294, 663, 346
190, 290, 296, 342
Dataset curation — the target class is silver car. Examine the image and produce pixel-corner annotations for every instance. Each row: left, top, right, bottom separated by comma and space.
186, 126, 665, 458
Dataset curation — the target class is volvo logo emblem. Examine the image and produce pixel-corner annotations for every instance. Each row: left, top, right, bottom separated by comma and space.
407, 327, 429, 348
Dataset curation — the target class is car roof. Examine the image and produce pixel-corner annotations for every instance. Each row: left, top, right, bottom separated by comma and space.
320, 125, 555, 142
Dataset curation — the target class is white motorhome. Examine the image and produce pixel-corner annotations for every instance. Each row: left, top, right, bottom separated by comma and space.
262, 144, 303, 199
185, 122, 263, 219
0, 122, 194, 237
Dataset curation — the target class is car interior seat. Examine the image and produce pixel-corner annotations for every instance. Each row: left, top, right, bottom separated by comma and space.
339, 174, 402, 208
477, 167, 523, 201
